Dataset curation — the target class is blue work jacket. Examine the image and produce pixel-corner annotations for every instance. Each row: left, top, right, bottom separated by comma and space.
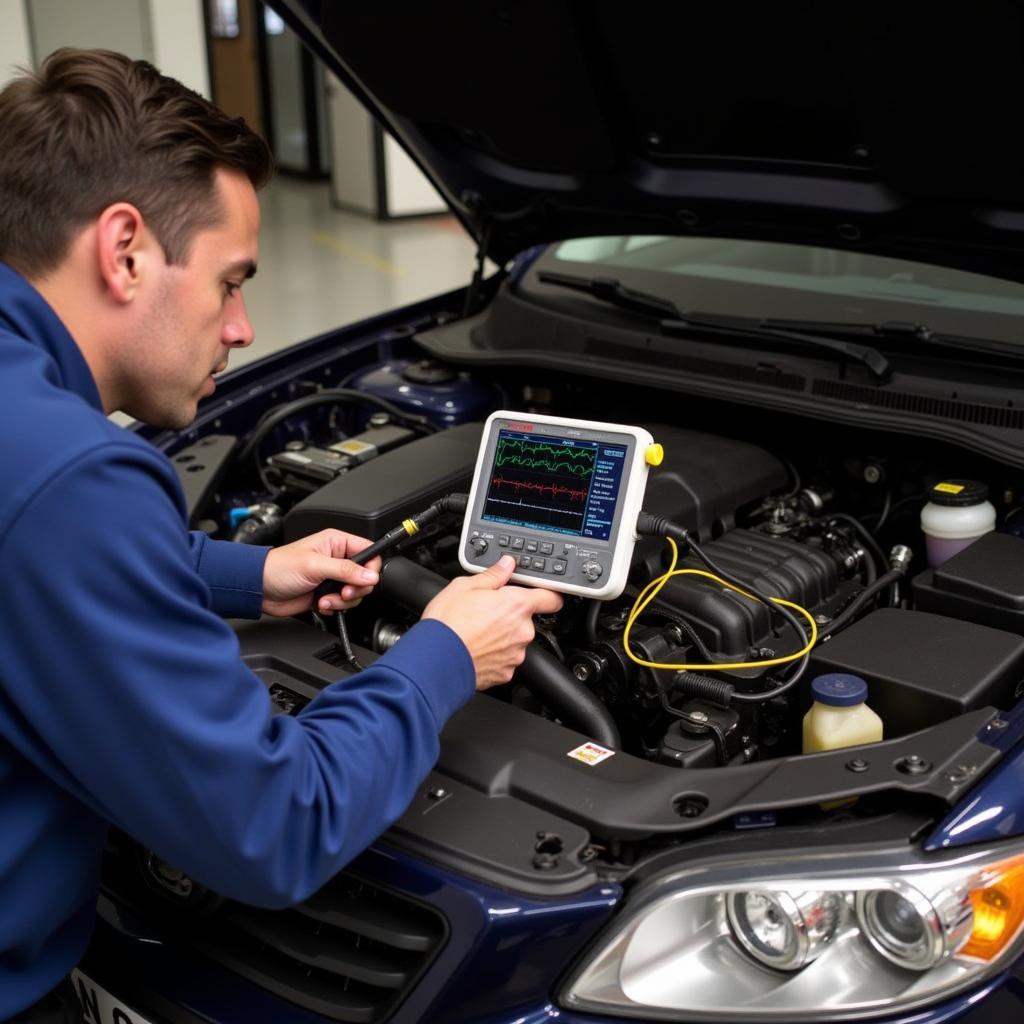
0, 263, 474, 1017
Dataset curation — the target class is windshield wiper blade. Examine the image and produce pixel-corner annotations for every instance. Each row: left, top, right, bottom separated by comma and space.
536, 270, 892, 382
763, 318, 1024, 361
537, 269, 680, 319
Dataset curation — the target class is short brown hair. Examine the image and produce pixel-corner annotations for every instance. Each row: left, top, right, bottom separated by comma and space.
0, 48, 273, 278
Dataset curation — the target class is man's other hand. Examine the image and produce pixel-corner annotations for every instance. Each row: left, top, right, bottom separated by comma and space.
422, 555, 563, 690
262, 530, 381, 617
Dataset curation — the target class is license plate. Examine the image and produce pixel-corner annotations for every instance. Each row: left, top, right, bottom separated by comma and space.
71, 970, 159, 1024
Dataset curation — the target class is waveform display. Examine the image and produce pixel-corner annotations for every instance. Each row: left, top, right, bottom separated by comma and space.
488, 476, 589, 503
494, 437, 596, 477
483, 432, 598, 533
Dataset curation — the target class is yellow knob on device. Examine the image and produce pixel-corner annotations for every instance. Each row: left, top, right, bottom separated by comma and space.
645, 443, 664, 467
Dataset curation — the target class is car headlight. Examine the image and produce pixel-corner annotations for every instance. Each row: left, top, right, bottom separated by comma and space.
560, 841, 1024, 1020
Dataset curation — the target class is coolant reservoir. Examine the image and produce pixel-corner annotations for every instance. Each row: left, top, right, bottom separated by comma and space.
920, 479, 996, 568
803, 673, 883, 754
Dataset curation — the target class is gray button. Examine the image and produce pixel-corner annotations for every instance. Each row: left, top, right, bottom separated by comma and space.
581, 560, 604, 582
525, 540, 539, 553
540, 542, 554, 555
532, 557, 546, 571
518, 554, 532, 568
498, 535, 510, 547
511, 537, 525, 550
552, 561, 566, 575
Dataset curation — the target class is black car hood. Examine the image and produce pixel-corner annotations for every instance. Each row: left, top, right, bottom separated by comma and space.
273, 1, 1024, 281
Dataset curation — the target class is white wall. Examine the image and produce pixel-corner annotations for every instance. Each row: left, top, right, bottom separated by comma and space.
1, 0, 207, 95
0, 0, 32, 86
28, 0, 152, 63
148, 0, 208, 98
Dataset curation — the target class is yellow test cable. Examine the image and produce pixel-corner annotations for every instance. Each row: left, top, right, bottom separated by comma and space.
623, 537, 818, 672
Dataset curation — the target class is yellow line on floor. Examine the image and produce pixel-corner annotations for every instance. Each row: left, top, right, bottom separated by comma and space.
310, 231, 401, 277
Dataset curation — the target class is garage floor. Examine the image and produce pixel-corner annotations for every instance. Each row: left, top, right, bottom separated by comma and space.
239, 175, 479, 369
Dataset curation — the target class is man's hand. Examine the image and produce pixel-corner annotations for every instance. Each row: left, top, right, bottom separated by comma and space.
262, 530, 381, 617
423, 555, 563, 690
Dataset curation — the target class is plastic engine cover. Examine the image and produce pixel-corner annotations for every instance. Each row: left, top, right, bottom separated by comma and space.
655, 528, 840, 660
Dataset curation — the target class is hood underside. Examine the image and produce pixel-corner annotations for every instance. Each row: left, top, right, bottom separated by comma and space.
275, 1, 1024, 281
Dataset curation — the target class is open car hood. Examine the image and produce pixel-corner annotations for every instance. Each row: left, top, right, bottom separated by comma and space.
271, 1, 1024, 281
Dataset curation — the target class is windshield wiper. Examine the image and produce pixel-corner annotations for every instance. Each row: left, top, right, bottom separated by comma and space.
762, 318, 1024, 362
536, 270, 892, 382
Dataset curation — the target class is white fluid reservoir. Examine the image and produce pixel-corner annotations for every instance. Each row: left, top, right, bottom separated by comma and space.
920, 479, 996, 568
803, 673, 883, 754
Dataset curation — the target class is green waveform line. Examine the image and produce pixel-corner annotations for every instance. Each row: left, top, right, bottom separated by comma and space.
496, 438, 596, 477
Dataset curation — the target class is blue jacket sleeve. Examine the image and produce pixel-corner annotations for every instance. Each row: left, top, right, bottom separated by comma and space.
0, 443, 475, 908
187, 532, 269, 619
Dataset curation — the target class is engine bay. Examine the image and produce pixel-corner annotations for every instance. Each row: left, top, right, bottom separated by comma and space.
166, 352, 1024, 826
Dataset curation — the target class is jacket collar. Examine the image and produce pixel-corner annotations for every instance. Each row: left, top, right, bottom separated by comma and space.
0, 262, 104, 413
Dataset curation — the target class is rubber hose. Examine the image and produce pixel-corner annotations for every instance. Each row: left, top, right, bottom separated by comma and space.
380, 557, 621, 748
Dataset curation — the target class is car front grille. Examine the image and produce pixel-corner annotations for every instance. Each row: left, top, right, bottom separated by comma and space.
100, 833, 448, 1024
193, 873, 447, 1023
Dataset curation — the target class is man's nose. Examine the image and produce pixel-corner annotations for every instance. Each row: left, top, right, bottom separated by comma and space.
224, 300, 255, 348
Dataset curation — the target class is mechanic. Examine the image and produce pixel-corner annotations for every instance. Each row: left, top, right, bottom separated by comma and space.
0, 49, 562, 1023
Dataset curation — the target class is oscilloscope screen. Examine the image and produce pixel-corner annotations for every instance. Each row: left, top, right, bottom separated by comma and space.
481, 429, 628, 539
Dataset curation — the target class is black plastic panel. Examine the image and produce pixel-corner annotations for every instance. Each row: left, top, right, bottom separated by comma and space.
807, 608, 1024, 735
230, 616, 1005, 853
284, 423, 483, 540
169, 434, 237, 525
913, 532, 1024, 634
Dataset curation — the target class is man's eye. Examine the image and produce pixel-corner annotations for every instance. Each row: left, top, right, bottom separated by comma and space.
224, 282, 242, 298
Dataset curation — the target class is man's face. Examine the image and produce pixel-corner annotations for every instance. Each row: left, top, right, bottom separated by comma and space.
124, 168, 260, 429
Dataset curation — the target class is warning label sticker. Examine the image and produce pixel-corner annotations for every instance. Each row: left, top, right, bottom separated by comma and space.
567, 742, 615, 766
934, 482, 965, 494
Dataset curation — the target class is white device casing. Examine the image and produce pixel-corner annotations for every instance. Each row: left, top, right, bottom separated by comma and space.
458, 410, 655, 600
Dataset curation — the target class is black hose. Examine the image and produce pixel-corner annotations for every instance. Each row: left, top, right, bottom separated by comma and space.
673, 672, 735, 707
237, 388, 439, 468
820, 568, 903, 640
584, 600, 601, 644
380, 557, 621, 748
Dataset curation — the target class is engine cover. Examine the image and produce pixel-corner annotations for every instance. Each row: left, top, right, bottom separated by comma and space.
655, 528, 840, 660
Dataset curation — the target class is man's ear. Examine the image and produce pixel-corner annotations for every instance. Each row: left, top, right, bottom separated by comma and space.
95, 203, 153, 304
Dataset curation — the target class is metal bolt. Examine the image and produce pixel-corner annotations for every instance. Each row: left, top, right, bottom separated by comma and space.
427, 787, 447, 800
897, 754, 932, 775
814, 614, 830, 625
863, 464, 882, 484
646, 132, 664, 148
533, 852, 558, 871
573, 662, 592, 682
689, 710, 710, 724
989, 719, 1009, 731
846, 758, 870, 773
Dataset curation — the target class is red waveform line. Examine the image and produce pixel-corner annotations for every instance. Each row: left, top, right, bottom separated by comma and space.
490, 476, 588, 502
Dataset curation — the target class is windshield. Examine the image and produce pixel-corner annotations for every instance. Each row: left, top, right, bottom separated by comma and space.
530, 236, 1024, 347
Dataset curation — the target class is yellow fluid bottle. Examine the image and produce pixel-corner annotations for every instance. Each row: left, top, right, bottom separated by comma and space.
803, 673, 883, 754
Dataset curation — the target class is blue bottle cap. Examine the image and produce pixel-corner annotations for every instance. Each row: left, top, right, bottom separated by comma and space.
811, 673, 868, 707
